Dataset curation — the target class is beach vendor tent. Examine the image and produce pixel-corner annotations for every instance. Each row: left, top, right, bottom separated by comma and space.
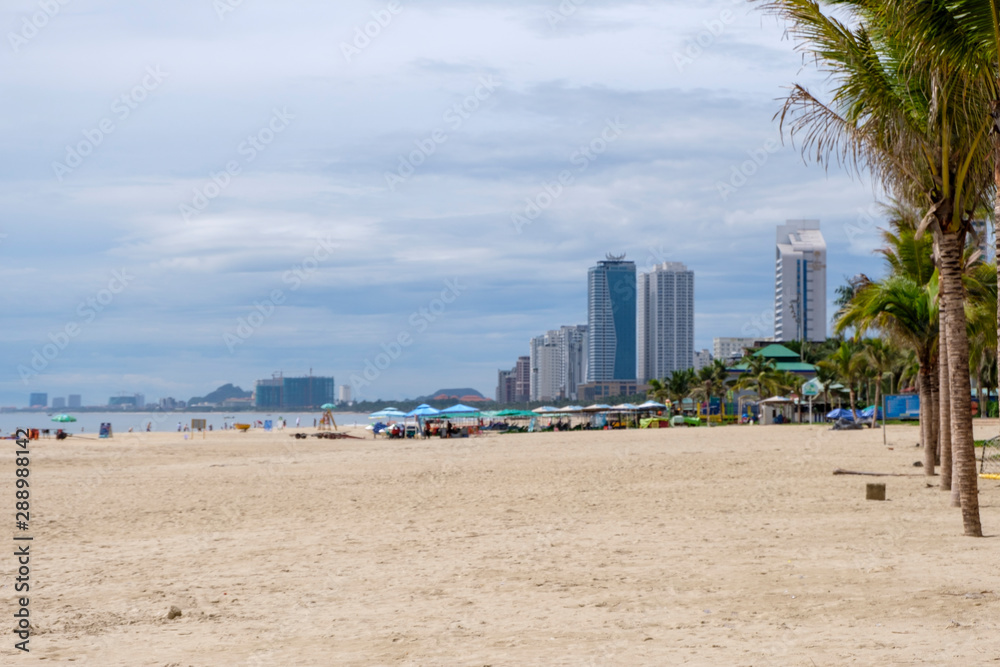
439, 403, 480, 416
826, 408, 854, 421
406, 404, 441, 417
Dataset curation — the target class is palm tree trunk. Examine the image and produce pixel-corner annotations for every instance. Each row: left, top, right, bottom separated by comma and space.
939, 230, 983, 536
994, 104, 1000, 435
940, 320, 953, 491
919, 365, 934, 474
848, 388, 858, 423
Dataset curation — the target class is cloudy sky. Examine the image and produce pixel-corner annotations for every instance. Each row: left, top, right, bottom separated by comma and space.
1, 0, 888, 406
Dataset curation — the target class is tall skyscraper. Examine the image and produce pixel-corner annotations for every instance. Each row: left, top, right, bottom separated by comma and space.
775, 220, 827, 342
530, 331, 562, 401
529, 325, 588, 401
587, 254, 636, 382
28, 393, 47, 408
514, 356, 530, 403
496, 368, 516, 403
68, 394, 82, 408
560, 325, 588, 400
637, 262, 694, 382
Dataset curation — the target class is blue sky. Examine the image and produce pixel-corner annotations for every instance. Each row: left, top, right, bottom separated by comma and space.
1, 0, 888, 405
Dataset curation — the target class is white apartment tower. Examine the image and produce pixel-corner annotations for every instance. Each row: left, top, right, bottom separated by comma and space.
637, 262, 694, 383
530, 325, 588, 401
775, 220, 827, 342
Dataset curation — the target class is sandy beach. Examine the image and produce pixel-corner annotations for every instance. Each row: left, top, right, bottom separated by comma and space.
8, 421, 1000, 665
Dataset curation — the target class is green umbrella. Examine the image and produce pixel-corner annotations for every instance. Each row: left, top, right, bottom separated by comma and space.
320, 403, 335, 410
51, 414, 77, 423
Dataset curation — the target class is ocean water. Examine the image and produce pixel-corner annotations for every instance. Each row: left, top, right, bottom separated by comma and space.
2, 411, 373, 436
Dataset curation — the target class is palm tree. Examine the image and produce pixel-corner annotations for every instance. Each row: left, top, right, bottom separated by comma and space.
818, 342, 866, 423
646, 378, 670, 406
863, 338, 897, 428
666, 368, 696, 406
733, 355, 780, 402
837, 275, 939, 471
690, 359, 731, 425
763, 0, 992, 535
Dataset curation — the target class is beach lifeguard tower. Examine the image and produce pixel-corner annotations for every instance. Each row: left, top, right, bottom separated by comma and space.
318, 403, 337, 432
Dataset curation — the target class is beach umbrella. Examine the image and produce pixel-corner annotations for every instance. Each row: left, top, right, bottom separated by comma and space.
532, 406, 559, 413
582, 404, 612, 412
440, 403, 479, 414
555, 405, 583, 413
321, 403, 335, 410
369, 408, 406, 419
405, 404, 441, 417
637, 400, 666, 409
51, 414, 76, 422
611, 403, 639, 411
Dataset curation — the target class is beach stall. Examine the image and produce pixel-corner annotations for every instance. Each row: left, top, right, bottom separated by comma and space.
759, 396, 794, 424
405, 404, 442, 437
638, 401, 670, 428
368, 407, 407, 438
485, 409, 536, 432
610, 403, 641, 428
438, 403, 481, 437
581, 404, 613, 429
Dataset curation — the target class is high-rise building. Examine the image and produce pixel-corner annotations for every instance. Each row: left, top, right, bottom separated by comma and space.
28, 393, 47, 408
529, 326, 588, 401
775, 220, 827, 342
530, 331, 562, 401
338, 385, 352, 404
637, 262, 694, 383
254, 374, 334, 409
52, 397, 66, 409
496, 368, 516, 403
255, 377, 283, 409
68, 394, 82, 408
282, 376, 334, 409
560, 325, 588, 400
588, 254, 636, 382
514, 356, 531, 403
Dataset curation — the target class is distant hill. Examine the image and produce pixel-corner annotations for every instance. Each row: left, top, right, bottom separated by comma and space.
189, 384, 252, 406
419, 388, 490, 403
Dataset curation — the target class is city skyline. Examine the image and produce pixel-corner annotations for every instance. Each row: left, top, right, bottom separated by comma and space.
3, 1, 886, 405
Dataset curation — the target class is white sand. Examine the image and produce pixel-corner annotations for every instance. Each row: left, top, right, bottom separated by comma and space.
11, 421, 1000, 665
